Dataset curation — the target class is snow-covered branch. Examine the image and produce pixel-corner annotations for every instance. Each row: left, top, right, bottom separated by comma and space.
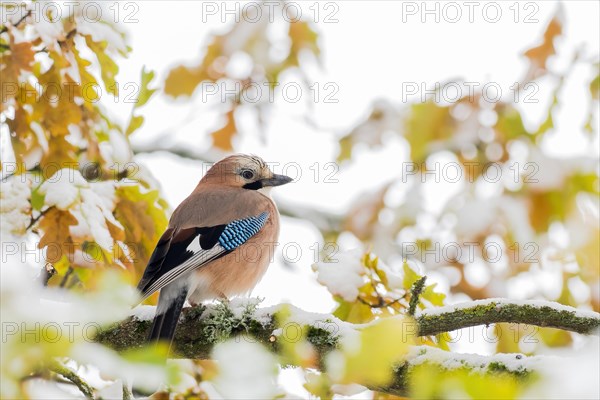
416, 298, 600, 336
46, 360, 95, 399
96, 299, 599, 396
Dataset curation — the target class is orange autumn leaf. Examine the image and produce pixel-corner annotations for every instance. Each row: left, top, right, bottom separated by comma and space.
9, 37, 36, 73
211, 109, 237, 151
0, 34, 35, 111
38, 208, 78, 264
524, 15, 563, 71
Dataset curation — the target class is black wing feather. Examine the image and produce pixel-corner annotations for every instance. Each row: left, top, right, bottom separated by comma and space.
198, 224, 227, 250
136, 227, 198, 296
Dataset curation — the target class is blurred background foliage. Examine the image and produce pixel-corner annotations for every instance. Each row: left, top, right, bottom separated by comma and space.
1, 0, 598, 399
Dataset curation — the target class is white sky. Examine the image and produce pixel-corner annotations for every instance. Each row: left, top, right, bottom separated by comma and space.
108, 0, 599, 311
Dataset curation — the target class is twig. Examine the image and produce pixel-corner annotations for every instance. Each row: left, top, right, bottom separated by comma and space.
47, 360, 95, 399
0, 9, 32, 35
131, 140, 220, 164
408, 276, 426, 316
26, 206, 55, 231
357, 293, 406, 309
59, 266, 74, 288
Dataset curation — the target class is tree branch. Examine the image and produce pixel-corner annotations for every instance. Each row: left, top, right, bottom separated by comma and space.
0, 10, 31, 35
96, 299, 599, 395
416, 298, 600, 336
47, 360, 95, 399
132, 141, 220, 165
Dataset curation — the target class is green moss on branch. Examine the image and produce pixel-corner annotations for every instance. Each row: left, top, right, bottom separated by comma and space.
94, 299, 599, 396
417, 301, 600, 337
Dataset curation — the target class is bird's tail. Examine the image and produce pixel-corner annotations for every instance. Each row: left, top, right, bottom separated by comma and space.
148, 283, 189, 345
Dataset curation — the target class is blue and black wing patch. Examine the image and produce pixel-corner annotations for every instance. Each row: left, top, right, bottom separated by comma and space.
219, 212, 269, 251
136, 212, 270, 301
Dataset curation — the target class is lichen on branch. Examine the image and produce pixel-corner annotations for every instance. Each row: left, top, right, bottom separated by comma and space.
95, 298, 599, 396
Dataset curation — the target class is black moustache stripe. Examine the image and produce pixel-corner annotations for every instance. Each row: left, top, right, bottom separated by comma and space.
243, 180, 263, 190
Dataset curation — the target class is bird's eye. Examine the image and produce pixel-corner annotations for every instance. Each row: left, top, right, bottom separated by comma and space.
241, 170, 255, 180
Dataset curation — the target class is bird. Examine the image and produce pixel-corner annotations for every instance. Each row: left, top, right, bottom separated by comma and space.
136, 154, 292, 346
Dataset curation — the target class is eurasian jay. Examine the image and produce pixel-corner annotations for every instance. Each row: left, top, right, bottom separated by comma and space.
136, 154, 292, 345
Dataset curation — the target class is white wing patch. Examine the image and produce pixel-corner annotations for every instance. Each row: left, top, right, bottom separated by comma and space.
186, 235, 203, 253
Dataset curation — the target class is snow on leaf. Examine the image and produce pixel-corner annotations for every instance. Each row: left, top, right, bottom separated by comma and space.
78, 184, 119, 252
76, 17, 128, 55
39, 168, 87, 210
0, 177, 32, 235
312, 249, 365, 302
38, 170, 125, 267
211, 341, 280, 400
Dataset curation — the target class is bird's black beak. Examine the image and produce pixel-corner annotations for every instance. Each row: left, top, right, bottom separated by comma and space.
262, 174, 293, 187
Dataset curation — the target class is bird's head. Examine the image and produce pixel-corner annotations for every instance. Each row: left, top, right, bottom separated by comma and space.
201, 154, 293, 191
